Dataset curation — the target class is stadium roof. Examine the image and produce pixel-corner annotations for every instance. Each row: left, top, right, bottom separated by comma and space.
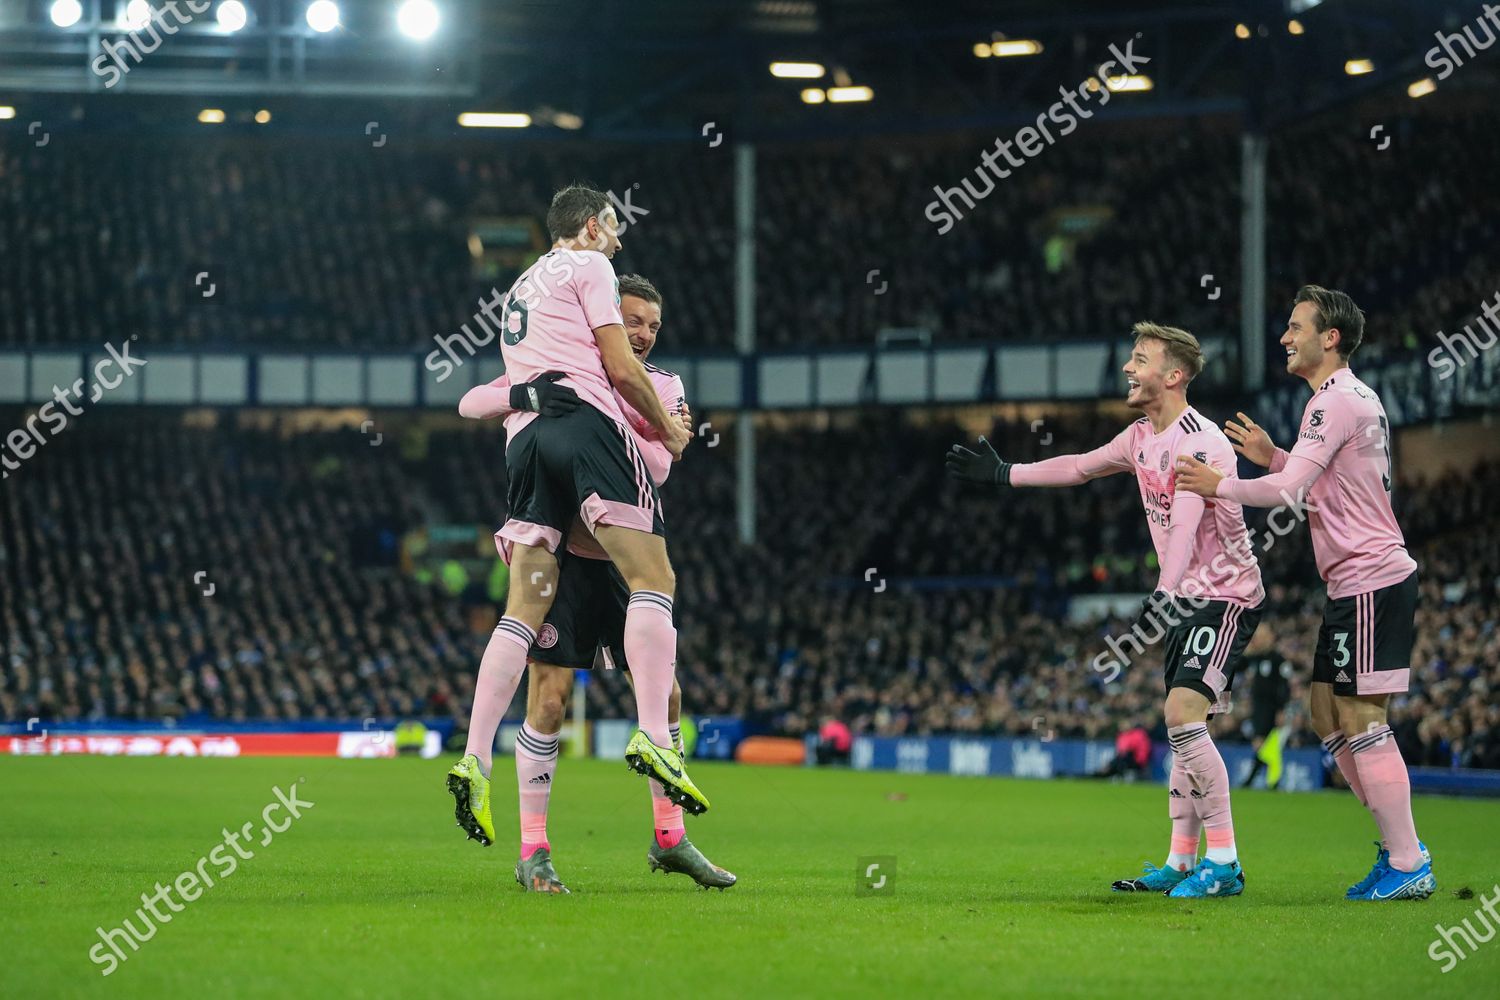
0, 0, 1490, 140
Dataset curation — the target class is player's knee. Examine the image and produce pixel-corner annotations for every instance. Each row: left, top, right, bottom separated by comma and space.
640, 561, 675, 598
530, 689, 567, 733
526, 668, 571, 733
1163, 687, 1209, 728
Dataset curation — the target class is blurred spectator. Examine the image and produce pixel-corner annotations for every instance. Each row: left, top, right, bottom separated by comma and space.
1095, 717, 1153, 781
815, 715, 853, 766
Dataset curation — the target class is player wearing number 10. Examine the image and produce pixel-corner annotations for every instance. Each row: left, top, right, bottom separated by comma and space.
948, 322, 1265, 899
1176, 285, 1433, 902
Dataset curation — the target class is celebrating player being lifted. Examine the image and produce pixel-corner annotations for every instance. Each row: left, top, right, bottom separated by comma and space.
948, 323, 1265, 898
445, 186, 704, 881
456, 274, 735, 893
1176, 285, 1433, 901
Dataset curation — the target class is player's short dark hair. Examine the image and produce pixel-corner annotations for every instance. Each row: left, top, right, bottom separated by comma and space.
1294, 284, 1366, 357
1132, 322, 1204, 383
617, 273, 662, 307
546, 184, 612, 242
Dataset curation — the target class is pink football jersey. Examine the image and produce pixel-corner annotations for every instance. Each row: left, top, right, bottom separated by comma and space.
1012, 407, 1264, 606
498, 248, 626, 442
615, 362, 686, 488
1220, 371, 1416, 599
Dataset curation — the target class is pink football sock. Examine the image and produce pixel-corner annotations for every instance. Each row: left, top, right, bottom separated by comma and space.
464, 618, 535, 775
624, 591, 676, 747
1350, 725, 1423, 871
515, 722, 559, 858
651, 780, 685, 849
1166, 755, 1202, 871
1321, 730, 1368, 807
1170, 722, 1236, 864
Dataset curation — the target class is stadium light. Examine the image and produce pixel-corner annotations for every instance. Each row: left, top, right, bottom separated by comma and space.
50, 0, 83, 28
1408, 78, 1436, 98
218, 1, 249, 32
306, 1, 340, 33
255, 109, 272, 123
198, 108, 226, 124
972, 42, 991, 58
769, 62, 825, 79
1234, 23, 1250, 40
397, 0, 440, 40
1288, 19, 1305, 36
120, 0, 151, 29
1088, 74, 1153, 93
990, 39, 1042, 57
0, 106, 15, 120
800, 88, 826, 103
552, 112, 583, 130
825, 85, 873, 103
457, 112, 531, 128
1344, 58, 1374, 76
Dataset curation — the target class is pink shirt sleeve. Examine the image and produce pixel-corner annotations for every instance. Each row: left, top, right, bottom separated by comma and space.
639, 437, 672, 486
1268, 447, 1290, 473
458, 375, 512, 419
1286, 396, 1352, 469
636, 374, 685, 486
1010, 424, 1135, 487
1216, 399, 1347, 507
1215, 454, 1324, 508
576, 253, 625, 332
1158, 491, 1204, 592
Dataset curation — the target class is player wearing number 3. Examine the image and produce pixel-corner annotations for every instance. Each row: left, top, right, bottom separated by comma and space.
1176, 285, 1433, 901
948, 322, 1264, 899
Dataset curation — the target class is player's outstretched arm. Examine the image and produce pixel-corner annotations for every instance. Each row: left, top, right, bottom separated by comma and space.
1224, 412, 1285, 470
946, 436, 1012, 486
949, 425, 1133, 489
1175, 452, 1323, 508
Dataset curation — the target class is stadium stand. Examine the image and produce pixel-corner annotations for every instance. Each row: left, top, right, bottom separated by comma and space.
2, 103, 1495, 353
3, 413, 1495, 769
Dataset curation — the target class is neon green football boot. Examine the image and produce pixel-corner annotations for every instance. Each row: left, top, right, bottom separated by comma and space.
624, 730, 710, 815
445, 753, 495, 847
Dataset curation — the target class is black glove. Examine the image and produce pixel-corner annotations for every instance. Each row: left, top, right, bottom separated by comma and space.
1138, 591, 1181, 629
946, 436, 1012, 487
510, 371, 580, 417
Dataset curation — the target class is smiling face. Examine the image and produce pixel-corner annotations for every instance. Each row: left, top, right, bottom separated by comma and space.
1281, 300, 1332, 378
1122, 336, 1180, 410
622, 293, 661, 358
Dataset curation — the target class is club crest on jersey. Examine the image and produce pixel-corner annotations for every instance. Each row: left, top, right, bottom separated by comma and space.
537, 624, 559, 648
1193, 451, 1207, 463
1160, 452, 1169, 471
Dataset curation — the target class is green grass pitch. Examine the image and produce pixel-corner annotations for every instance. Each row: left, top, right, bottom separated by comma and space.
4, 756, 1498, 997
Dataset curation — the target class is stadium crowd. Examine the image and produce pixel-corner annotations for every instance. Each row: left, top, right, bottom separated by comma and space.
0, 103, 1494, 355
2, 413, 1495, 770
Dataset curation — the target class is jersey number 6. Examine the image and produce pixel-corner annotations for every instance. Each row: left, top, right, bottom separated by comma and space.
502, 294, 529, 346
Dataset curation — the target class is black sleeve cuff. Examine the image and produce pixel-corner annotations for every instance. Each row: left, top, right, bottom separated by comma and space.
996, 461, 1012, 487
